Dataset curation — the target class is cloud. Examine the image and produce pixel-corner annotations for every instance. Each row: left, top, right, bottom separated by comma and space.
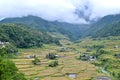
89, 0, 120, 19
0, 0, 120, 24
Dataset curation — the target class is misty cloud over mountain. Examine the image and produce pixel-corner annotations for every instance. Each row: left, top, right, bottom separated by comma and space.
0, 0, 120, 24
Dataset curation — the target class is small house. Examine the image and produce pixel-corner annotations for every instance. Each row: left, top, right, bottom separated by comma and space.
89, 56, 96, 61
114, 54, 120, 58
96, 76, 111, 80
67, 73, 77, 79
25, 55, 34, 59
114, 45, 119, 48
0, 41, 4, 45
55, 55, 59, 58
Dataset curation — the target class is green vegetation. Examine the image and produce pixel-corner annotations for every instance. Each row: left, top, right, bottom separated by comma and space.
92, 21, 120, 37
48, 60, 58, 67
32, 55, 40, 65
79, 54, 89, 61
0, 43, 18, 58
0, 15, 89, 41
83, 14, 120, 37
75, 37, 120, 79
0, 46, 26, 80
0, 57, 26, 80
1, 14, 120, 80
0, 23, 60, 48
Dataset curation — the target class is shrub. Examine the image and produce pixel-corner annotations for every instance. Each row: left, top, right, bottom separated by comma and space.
49, 60, 58, 67
0, 57, 27, 80
79, 54, 89, 61
32, 55, 40, 65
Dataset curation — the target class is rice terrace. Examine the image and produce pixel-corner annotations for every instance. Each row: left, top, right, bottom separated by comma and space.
11, 38, 117, 80
0, 0, 120, 80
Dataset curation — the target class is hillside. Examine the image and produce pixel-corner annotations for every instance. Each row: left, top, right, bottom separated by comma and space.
1, 14, 120, 40
0, 11, 120, 80
11, 36, 120, 80
91, 21, 120, 37
0, 23, 60, 48
83, 14, 120, 37
0, 15, 89, 40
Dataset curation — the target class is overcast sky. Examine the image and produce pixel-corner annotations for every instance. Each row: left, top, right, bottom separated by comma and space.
0, 0, 120, 24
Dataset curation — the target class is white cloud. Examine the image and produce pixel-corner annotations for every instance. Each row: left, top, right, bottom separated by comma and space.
89, 0, 120, 19
0, 0, 120, 24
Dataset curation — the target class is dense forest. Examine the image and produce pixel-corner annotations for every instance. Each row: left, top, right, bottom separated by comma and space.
0, 23, 60, 48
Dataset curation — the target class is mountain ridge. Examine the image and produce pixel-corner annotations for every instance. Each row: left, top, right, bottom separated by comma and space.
1, 14, 120, 40
0, 15, 89, 41
83, 14, 120, 37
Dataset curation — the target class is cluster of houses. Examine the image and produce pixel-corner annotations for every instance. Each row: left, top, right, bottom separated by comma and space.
0, 41, 9, 48
0, 41, 9, 45
80, 54, 96, 61
114, 45, 119, 48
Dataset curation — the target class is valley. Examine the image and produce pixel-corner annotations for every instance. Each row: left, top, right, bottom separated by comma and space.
0, 1, 120, 80
0, 14, 120, 80
10, 37, 120, 80
11, 44, 102, 80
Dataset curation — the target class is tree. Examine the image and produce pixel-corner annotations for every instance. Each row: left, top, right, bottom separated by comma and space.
0, 23, 60, 48
79, 54, 89, 61
0, 43, 18, 58
32, 55, 40, 65
117, 72, 120, 79
48, 60, 58, 67
0, 57, 26, 80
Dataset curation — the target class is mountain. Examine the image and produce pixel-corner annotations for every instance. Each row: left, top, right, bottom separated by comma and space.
0, 15, 89, 40
91, 21, 120, 37
83, 14, 120, 37
1, 14, 120, 41
0, 23, 60, 48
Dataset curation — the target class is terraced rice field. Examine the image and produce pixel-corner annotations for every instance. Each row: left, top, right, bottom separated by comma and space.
11, 45, 106, 80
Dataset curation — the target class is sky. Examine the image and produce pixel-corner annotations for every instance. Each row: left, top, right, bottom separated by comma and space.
0, 0, 120, 24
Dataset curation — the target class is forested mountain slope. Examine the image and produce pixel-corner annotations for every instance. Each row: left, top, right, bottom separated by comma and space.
83, 14, 120, 37
1, 14, 120, 40
0, 15, 89, 40
91, 21, 120, 37
0, 23, 60, 48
